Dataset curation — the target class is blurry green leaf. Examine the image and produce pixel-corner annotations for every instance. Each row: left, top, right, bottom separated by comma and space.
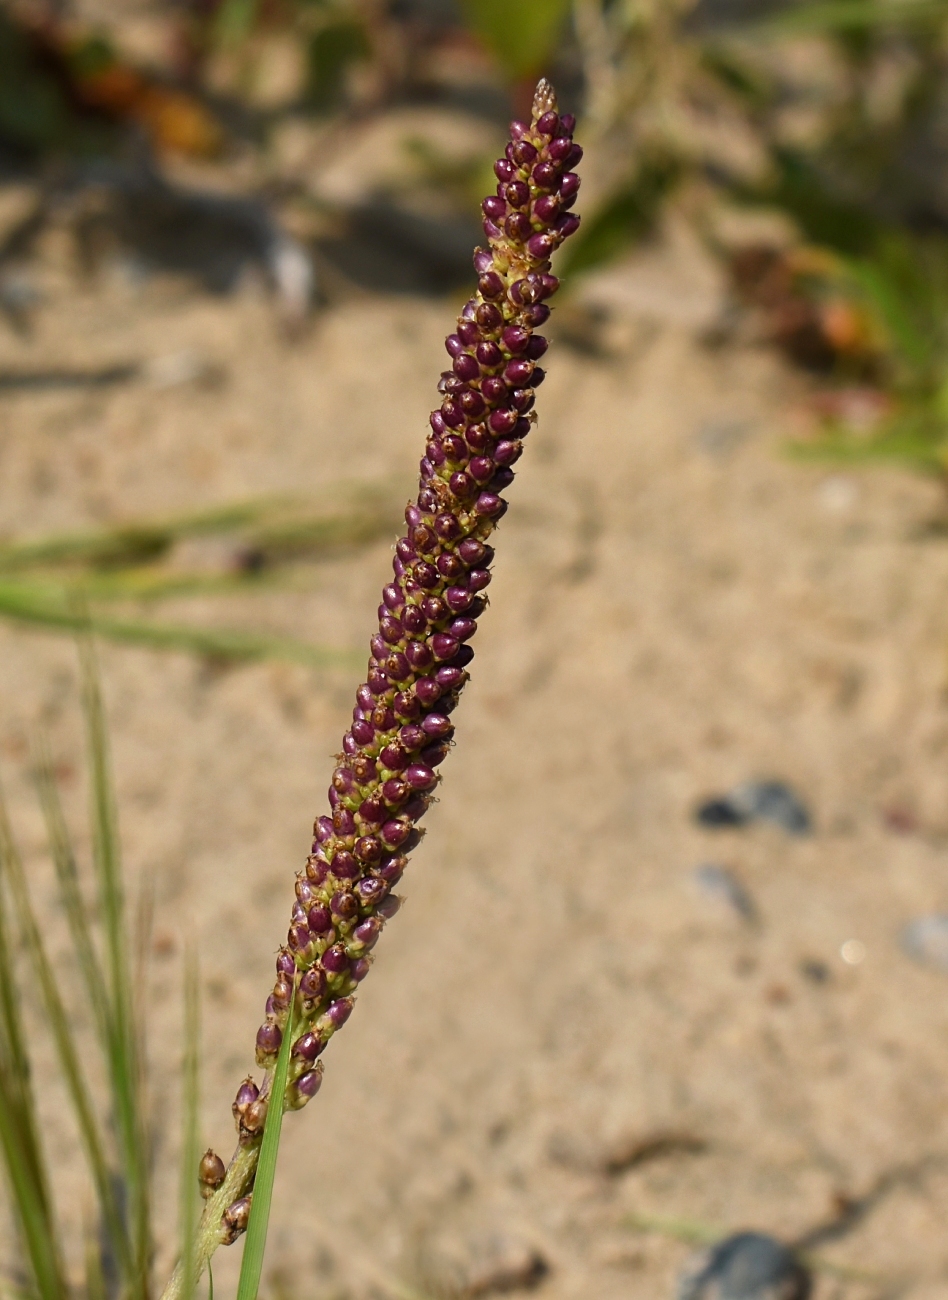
0, 786, 67, 1300
758, 0, 946, 34
235, 984, 297, 1300
79, 639, 152, 1300
179, 949, 201, 1300
560, 155, 681, 277
0, 782, 132, 1289
459, 0, 571, 80
0, 581, 357, 668
212, 0, 260, 48
305, 21, 371, 112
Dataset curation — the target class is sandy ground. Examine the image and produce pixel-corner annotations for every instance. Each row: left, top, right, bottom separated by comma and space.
4, 213, 948, 1300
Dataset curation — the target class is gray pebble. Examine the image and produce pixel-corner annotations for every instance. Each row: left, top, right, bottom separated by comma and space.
677, 1232, 811, 1300
902, 914, 948, 972
693, 864, 757, 921
696, 781, 811, 835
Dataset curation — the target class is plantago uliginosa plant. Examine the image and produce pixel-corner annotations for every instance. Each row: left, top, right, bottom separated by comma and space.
161, 78, 583, 1300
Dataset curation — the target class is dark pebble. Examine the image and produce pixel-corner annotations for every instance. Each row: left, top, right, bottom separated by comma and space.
677, 1232, 811, 1300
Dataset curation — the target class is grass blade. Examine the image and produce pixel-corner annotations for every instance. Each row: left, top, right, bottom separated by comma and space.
0, 785, 67, 1300
235, 986, 297, 1300
0, 779, 133, 1287
79, 638, 152, 1300
178, 948, 201, 1300
0, 582, 357, 668
32, 741, 111, 1048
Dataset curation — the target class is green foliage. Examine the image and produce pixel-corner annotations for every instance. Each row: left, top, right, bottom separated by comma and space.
305, 19, 371, 113
235, 985, 297, 1300
0, 490, 398, 667
459, 0, 572, 80
559, 154, 681, 277
0, 643, 154, 1300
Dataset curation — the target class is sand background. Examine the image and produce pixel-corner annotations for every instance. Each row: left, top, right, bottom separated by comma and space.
3, 151, 948, 1300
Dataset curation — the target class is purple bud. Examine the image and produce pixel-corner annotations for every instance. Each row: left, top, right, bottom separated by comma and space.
355, 875, 387, 905
297, 1069, 323, 1098
557, 213, 581, 239
511, 139, 538, 166
482, 376, 507, 405
331, 890, 358, 920
454, 353, 480, 382
494, 440, 522, 468
537, 110, 559, 135
501, 325, 530, 355
405, 764, 437, 791
559, 172, 580, 200
509, 119, 529, 139
406, 641, 434, 670
378, 895, 401, 919
482, 195, 506, 221
300, 967, 326, 999
357, 684, 375, 711
380, 741, 407, 770
382, 778, 409, 805
483, 218, 502, 241
331, 850, 358, 879
381, 819, 410, 849
504, 180, 530, 208
493, 159, 515, 183
442, 434, 467, 460
441, 397, 465, 428
531, 367, 546, 387
565, 143, 583, 168
378, 854, 406, 882
458, 538, 488, 566
489, 407, 518, 435
476, 341, 503, 369
315, 816, 334, 843
527, 334, 549, 359
436, 665, 466, 689
430, 633, 460, 661
461, 390, 486, 418
539, 273, 559, 298
351, 718, 374, 746
449, 471, 475, 500
449, 617, 477, 642
276, 949, 296, 977
446, 334, 464, 358
469, 456, 494, 484
385, 652, 411, 682
533, 194, 561, 223
307, 905, 331, 934
399, 723, 426, 750
475, 492, 506, 518
434, 512, 462, 541
350, 957, 372, 982
289, 924, 312, 954
476, 302, 502, 329
549, 135, 572, 161
524, 303, 550, 326
234, 1079, 259, 1114
504, 359, 534, 386
368, 669, 388, 694
532, 162, 558, 190
321, 944, 349, 973
343, 732, 358, 756
256, 1022, 282, 1055
353, 917, 382, 948
401, 604, 425, 634
224, 1198, 252, 1235
415, 676, 442, 706
293, 1032, 324, 1060
512, 388, 534, 412
421, 713, 451, 738
327, 997, 354, 1029
457, 320, 479, 346
527, 233, 555, 260
429, 409, 447, 436
445, 586, 474, 613
473, 247, 494, 272
478, 272, 504, 300
359, 794, 385, 826
505, 213, 532, 243
333, 806, 356, 836
561, 112, 576, 131
199, 1150, 226, 1190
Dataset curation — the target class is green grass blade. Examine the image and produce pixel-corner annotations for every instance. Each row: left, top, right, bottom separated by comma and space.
235, 987, 297, 1300
0, 780, 133, 1286
32, 740, 111, 1048
179, 948, 201, 1300
0, 582, 357, 668
0, 788, 67, 1300
79, 638, 152, 1300
0, 501, 278, 573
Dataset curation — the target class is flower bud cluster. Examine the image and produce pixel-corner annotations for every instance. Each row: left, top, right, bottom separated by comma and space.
238, 80, 581, 1135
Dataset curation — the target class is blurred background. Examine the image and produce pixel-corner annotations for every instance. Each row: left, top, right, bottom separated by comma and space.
4, 0, 948, 1298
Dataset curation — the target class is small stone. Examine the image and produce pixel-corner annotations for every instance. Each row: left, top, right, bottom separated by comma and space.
677, 1233, 811, 1300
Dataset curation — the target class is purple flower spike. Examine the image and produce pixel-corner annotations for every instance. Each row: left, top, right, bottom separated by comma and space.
220, 82, 579, 1227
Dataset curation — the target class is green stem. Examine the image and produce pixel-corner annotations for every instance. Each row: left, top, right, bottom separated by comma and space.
160, 1141, 262, 1300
